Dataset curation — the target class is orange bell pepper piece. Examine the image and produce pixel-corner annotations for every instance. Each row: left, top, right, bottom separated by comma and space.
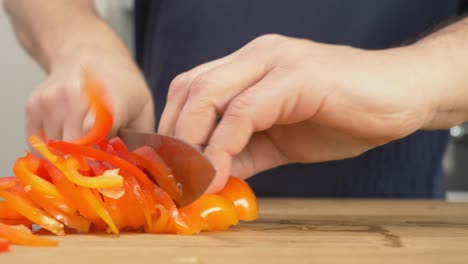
29, 135, 124, 190
0, 202, 24, 220
24, 191, 91, 233
103, 178, 147, 231
0, 177, 19, 189
0, 237, 10, 252
13, 155, 76, 215
72, 68, 113, 146
0, 187, 64, 235
178, 194, 238, 233
76, 186, 118, 234
45, 162, 107, 231
63, 157, 124, 189
0, 222, 57, 247
47, 140, 180, 227
216, 176, 258, 221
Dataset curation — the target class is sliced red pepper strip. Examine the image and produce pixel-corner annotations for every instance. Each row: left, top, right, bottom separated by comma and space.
108, 137, 129, 152
35, 159, 53, 182
0, 237, 10, 252
48, 140, 179, 212
72, 68, 113, 146
88, 160, 112, 175
216, 176, 259, 221
29, 135, 124, 189
0, 187, 64, 235
108, 138, 137, 165
132, 146, 183, 205
48, 140, 153, 186
0, 222, 57, 247
0, 201, 25, 220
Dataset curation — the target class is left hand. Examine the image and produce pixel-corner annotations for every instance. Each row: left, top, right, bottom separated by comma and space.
158, 34, 433, 192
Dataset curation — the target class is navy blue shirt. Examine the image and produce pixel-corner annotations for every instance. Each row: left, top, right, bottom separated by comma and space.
134, 0, 462, 198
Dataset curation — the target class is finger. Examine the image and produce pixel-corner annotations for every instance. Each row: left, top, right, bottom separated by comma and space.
126, 100, 156, 132
60, 80, 90, 141
204, 72, 298, 192
158, 56, 234, 136
172, 53, 271, 147
25, 91, 43, 138
40, 87, 69, 140
204, 133, 288, 193
81, 111, 96, 137
230, 132, 289, 180
158, 35, 274, 137
62, 101, 89, 141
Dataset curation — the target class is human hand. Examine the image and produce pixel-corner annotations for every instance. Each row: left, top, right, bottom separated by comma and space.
25, 49, 154, 142
158, 34, 432, 192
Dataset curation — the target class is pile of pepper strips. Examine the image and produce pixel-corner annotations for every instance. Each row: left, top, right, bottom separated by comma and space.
0, 69, 258, 252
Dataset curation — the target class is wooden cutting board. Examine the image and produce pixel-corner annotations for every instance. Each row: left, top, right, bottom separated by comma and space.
2, 198, 468, 264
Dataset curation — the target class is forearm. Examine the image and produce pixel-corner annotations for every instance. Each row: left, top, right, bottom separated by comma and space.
3, 0, 135, 73
397, 17, 468, 129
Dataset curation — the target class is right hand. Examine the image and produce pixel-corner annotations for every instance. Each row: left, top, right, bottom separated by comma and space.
25, 51, 155, 142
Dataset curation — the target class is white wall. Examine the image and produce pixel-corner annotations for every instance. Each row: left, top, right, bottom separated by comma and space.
0, 0, 133, 177
0, 8, 44, 176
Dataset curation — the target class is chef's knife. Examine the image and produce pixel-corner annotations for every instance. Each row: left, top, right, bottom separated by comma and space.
118, 128, 216, 207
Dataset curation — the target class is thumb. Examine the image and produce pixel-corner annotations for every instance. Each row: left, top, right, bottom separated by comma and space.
126, 100, 155, 132
205, 132, 289, 193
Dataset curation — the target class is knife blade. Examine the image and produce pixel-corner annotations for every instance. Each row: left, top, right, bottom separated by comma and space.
118, 128, 216, 207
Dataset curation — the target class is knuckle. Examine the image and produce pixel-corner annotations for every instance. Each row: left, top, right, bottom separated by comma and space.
225, 96, 252, 120
25, 96, 38, 117
167, 72, 190, 100
63, 84, 81, 103
254, 33, 285, 44
189, 73, 218, 96
39, 89, 59, 107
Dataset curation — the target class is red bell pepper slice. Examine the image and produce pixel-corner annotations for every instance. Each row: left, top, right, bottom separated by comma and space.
72, 69, 113, 146
109, 138, 137, 163
47, 140, 179, 210
132, 146, 183, 205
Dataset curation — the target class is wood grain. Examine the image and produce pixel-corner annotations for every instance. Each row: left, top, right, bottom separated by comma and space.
1, 198, 468, 264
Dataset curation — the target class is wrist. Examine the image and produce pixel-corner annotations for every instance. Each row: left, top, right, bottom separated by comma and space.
39, 14, 135, 74
405, 35, 468, 129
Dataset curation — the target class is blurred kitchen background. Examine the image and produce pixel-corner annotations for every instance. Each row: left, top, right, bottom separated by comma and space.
0, 1, 467, 201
